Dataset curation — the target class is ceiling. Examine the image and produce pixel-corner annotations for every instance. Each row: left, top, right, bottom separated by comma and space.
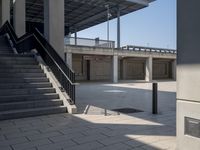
11, 0, 154, 34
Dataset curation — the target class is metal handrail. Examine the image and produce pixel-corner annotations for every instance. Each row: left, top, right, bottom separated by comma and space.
0, 21, 76, 104
32, 33, 76, 86
121, 45, 177, 54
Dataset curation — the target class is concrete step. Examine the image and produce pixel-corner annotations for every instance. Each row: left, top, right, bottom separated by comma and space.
0, 93, 59, 103
0, 68, 43, 73
0, 64, 41, 69
0, 53, 34, 58
0, 56, 35, 61
0, 106, 67, 120
0, 88, 56, 96
0, 99, 63, 111
0, 72, 46, 78
0, 82, 52, 89
0, 77, 49, 83
0, 59, 36, 64
0, 60, 38, 65
0, 51, 13, 55
0, 48, 13, 52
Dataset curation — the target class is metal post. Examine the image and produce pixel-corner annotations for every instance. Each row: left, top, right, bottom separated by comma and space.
117, 7, 121, 49
152, 82, 158, 114
107, 7, 110, 41
105, 4, 111, 42
75, 29, 77, 45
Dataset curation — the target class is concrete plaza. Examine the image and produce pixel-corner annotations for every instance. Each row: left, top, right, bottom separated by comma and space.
0, 81, 176, 150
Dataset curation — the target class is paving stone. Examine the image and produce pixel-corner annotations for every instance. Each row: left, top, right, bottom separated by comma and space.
19, 124, 51, 132
133, 147, 146, 150
49, 132, 84, 143
123, 139, 145, 148
0, 135, 6, 141
5, 130, 40, 139
0, 137, 28, 147
0, 127, 21, 134
37, 139, 76, 150
58, 126, 90, 135
98, 136, 130, 146
12, 139, 51, 150
72, 133, 107, 144
27, 131, 62, 141
81, 127, 112, 136
0, 82, 177, 150
63, 141, 104, 150
97, 143, 132, 150
0, 146, 12, 150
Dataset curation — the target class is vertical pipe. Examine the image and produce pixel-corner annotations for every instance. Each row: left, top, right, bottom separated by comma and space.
152, 82, 158, 114
75, 29, 77, 45
117, 7, 121, 49
107, 8, 110, 41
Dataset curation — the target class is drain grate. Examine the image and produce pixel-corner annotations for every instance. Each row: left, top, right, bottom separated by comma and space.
112, 108, 143, 114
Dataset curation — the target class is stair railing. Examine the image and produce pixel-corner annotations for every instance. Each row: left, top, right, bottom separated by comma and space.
0, 21, 76, 105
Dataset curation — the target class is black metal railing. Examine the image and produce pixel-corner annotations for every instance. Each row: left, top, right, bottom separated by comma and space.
0, 21, 76, 105
121, 45, 177, 54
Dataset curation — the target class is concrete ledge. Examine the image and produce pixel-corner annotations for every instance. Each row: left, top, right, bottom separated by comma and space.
65, 45, 176, 59
31, 49, 77, 114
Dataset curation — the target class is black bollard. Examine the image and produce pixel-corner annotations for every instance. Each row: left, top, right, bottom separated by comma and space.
152, 82, 158, 114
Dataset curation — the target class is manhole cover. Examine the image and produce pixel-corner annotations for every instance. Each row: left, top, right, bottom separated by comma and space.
112, 108, 143, 114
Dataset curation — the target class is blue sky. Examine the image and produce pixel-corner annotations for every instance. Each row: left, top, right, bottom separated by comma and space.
76, 0, 176, 49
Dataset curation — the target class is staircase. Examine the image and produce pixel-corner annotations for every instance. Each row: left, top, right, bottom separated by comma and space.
0, 35, 67, 120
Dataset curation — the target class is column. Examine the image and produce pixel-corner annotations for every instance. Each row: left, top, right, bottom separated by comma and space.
117, 7, 121, 49
66, 52, 72, 69
0, 0, 10, 26
113, 55, 118, 83
44, 0, 65, 59
172, 59, 176, 80
177, 1, 200, 150
74, 29, 77, 45
145, 56, 152, 82
13, 0, 26, 37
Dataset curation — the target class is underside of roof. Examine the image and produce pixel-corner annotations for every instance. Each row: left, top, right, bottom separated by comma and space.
10, 0, 154, 34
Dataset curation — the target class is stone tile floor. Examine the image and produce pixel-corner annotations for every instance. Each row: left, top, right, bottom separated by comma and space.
0, 112, 176, 150
0, 81, 176, 150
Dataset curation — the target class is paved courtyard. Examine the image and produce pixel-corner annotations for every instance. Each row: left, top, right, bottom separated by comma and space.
0, 81, 176, 150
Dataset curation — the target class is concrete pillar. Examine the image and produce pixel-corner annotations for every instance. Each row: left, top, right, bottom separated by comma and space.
145, 56, 152, 82
66, 52, 72, 69
44, 0, 65, 59
117, 8, 121, 49
172, 59, 176, 80
0, 0, 10, 26
13, 0, 26, 37
113, 55, 118, 83
74, 29, 77, 45
177, 1, 200, 150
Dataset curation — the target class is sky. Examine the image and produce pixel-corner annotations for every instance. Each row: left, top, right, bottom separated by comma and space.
76, 0, 176, 49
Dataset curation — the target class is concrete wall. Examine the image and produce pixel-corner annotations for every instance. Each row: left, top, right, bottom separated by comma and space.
0, 0, 10, 26
44, 0, 64, 59
121, 58, 145, 80
72, 54, 87, 81
71, 54, 175, 81
72, 54, 112, 81
153, 59, 172, 80
66, 46, 176, 82
90, 57, 112, 81
177, 1, 200, 150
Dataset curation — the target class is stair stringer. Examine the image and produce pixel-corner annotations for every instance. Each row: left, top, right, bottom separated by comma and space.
31, 49, 77, 114
5, 33, 18, 54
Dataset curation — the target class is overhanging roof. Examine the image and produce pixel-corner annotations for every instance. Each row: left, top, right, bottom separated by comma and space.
11, 0, 155, 33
